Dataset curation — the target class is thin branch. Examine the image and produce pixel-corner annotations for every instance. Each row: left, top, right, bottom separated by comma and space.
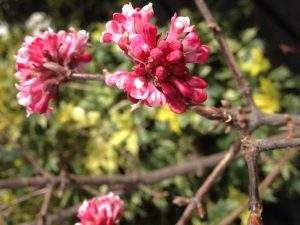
190, 105, 232, 121
0, 188, 48, 211
175, 140, 241, 225
0, 152, 225, 190
37, 183, 55, 225
0, 133, 53, 180
138, 184, 169, 199
258, 112, 300, 126
19, 204, 80, 225
69, 73, 104, 81
194, 0, 255, 108
242, 136, 262, 225
258, 137, 300, 152
218, 149, 298, 225
16, 145, 53, 180
78, 184, 99, 196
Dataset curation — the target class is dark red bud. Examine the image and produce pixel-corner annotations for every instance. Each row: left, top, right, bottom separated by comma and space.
145, 63, 155, 75
132, 46, 147, 61
166, 50, 183, 63
171, 77, 193, 97
192, 88, 207, 104
169, 39, 183, 51
186, 76, 207, 88
172, 63, 189, 77
157, 40, 170, 55
161, 82, 177, 97
155, 66, 168, 80
150, 48, 164, 63
132, 64, 147, 76
168, 97, 186, 113
75, 52, 92, 62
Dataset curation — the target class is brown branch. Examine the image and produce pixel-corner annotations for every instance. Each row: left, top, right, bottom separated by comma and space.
138, 184, 168, 199
194, 0, 255, 108
175, 140, 241, 225
0, 132, 53, 181
258, 112, 300, 126
16, 145, 53, 180
190, 105, 232, 122
37, 183, 55, 225
0, 152, 225, 190
69, 73, 104, 81
78, 184, 99, 196
218, 149, 298, 225
19, 204, 79, 225
242, 136, 262, 225
0, 188, 48, 211
258, 137, 300, 152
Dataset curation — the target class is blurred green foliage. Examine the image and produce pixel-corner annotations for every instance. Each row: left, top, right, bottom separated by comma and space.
0, 0, 300, 225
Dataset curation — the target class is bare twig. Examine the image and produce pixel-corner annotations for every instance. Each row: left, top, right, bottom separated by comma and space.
16, 145, 53, 180
19, 204, 79, 225
190, 105, 232, 122
257, 137, 300, 152
194, 0, 255, 108
242, 136, 262, 225
0, 133, 53, 181
0, 188, 48, 211
258, 112, 300, 127
175, 140, 241, 225
70, 73, 104, 81
0, 152, 225, 190
138, 184, 168, 199
78, 184, 99, 196
218, 150, 298, 225
37, 183, 55, 225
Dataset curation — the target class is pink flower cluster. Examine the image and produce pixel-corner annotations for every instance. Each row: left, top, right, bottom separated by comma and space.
16, 28, 92, 116
76, 193, 125, 225
101, 3, 210, 113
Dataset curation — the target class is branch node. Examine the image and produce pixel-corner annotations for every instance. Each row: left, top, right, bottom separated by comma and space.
208, 22, 221, 32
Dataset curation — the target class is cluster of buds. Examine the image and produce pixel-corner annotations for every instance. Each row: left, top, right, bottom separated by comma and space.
101, 3, 210, 113
15, 3, 210, 116
15, 28, 92, 116
76, 193, 125, 225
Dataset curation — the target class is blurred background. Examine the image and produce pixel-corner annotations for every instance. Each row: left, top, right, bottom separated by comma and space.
0, 0, 300, 224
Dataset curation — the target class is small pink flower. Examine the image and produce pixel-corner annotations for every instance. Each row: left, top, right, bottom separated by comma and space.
16, 28, 91, 116
100, 2, 154, 51
166, 14, 195, 42
101, 3, 210, 113
76, 192, 125, 225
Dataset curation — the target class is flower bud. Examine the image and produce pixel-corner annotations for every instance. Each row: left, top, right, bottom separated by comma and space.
166, 50, 183, 63
155, 66, 168, 80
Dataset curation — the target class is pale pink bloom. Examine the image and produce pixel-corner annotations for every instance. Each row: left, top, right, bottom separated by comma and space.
166, 14, 195, 42
100, 2, 154, 51
16, 28, 91, 116
101, 3, 210, 113
76, 192, 125, 225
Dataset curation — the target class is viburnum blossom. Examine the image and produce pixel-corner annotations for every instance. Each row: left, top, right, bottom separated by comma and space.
101, 2, 210, 113
75, 192, 125, 225
16, 28, 92, 116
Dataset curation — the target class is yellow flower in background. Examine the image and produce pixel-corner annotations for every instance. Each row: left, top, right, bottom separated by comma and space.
85, 137, 117, 174
109, 109, 138, 155
241, 48, 271, 77
57, 103, 100, 127
154, 106, 182, 134
253, 78, 280, 114
57, 103, 74, 123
